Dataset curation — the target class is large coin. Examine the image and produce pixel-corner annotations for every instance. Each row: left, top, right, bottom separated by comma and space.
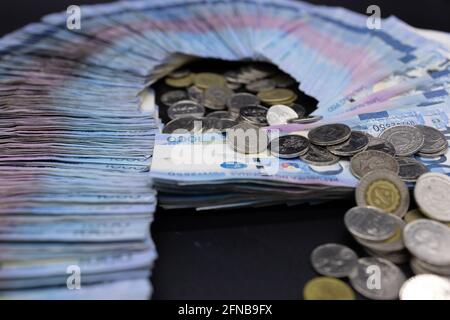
303, 277, 355, 300
268, 135, 309, 158
227, 93, 260, 115
400, 274, 450, 300
239, 105, 268, 126
344, 206, 397, 241
167, 100, 205, 120
355, 169, 409, 217
365, 137, 396, 156
203, 85, 234, 110
308, 124, 351, 146
414, 172, 450, 222
300, 144, 340, 166
415, 125, 448, 154
162, 117, 202, 134
310, 243, 358, 278
328, 131, 369, 156
160, 90, 188, 106
349, 257, 406, 300
396, 157, 428, 182
193, 72, 227, 89
266, 104, 298, 126
350, 150, 399, 179
226, 123, 268, 154
379, 125, 424, 156
403, 219, 450, 266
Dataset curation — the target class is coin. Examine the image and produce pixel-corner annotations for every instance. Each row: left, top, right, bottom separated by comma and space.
414, 172, 450, 222
308, 124, 351, 146
201, 118, 238, 133
257, 88, 296, 104
226, 123, 268, 154
355, 169, 409, 217
206, 111, 237, 121
266, 104, 298, 126
187, 85, 204, 104
268, 135, 310, 158
162, 117, 202, 134
310, 243, 358, 278
415, 125, 448, 154
350, 150, 399, 179
400, 274, 450, 300
417, 147, 448, 158
344, 206, 398, 241
169, 69, 190, 79
266, 94, 297, 106
349, 257, 406, 300
363, 248, 410, 265
403, 209, 427, 224
165, 74, 194, 88
328, 131, 369, 156
227, 93, 260, 115
396, 157, 428, 182
363, 137, 396, 156
160, 90, 188, 106
290, 103, 306, 118
194, 72, 227, 89
300, 144, 340, 166
288, 115, 323, 124
271, 73, 296, 88
303, 277, 355, 300
239, 105, 268, 126
246, 78, 276, 92
167, 100, 205, 120
410, 256, 450, 276
203, 85, 234, 110
379, 125, 424, 156
403, 219, 450, 266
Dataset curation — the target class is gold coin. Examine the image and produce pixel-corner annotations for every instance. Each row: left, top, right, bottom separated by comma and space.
382, 225, 402, 244
404, 209, 427, 224
257, 88, 295, 103
194, 72, 227, 89
365, 179, 401, 214
303, 277, 355, 300
265, 94, 298, 106
165, 74, 194, 88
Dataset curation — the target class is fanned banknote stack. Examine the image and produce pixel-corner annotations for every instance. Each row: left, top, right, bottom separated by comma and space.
2, 0, 450, 300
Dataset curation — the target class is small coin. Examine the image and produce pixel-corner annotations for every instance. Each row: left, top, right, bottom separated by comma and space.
194, 72, 227, 89
303, 277, 355, 300
268, 134, 310, 158
403, 219, 450, 266
400, 274, 450, 300
350, 150, 399, 179
364, 137, 396, 156
203, 85, 234, 110
226, 123, 268, 154
310, 243, 358, 278
227, 93, 260, 115
355, 169, 409, 217
379, 125, 424, 156
206, 111, 237, 121
414, 172, 450, 222
300, 144, 340, 166
187, 85, 204, 104
239, 105, 268, 126
167, 100, 205, 120
257, 88, 296, 104
349, 257, 406, 300
246, 78, 276, 92
288, 115, 323, 124
160, 90, 188, 107
165, 74, 194, 88
290, 103, 306, 118
403, 209, 427, 224
266, 104, 298, 126
344, 206, 398, 241
328, 131, 369, 156
162, 117, 202, 134
415, 125, 448, 155
396, 157, 429, 182
308, 124, 351, 146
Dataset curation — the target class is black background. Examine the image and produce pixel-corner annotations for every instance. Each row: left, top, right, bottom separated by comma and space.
0, 0, 449, 300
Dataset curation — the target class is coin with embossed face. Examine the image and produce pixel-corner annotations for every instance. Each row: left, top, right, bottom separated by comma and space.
310, 243, 358, 278
268, 135, 310, 158
308, 124, 351, 146
379, 126, 424, 156
415, 125, 448, 155
328, 131, 369, 156
300, 144, 340, 166
227, 93, 260, 115
239, 105, 268, 126
266, 104, 299, 126
350, 150, 399, 179
396, 157, 428, 182
303, 277, 355, 300
414, 172, 450, 222
355, 169, 409, 217
167, 100, 205, 120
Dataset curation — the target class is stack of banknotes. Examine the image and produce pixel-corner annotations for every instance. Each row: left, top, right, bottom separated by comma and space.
1, 0, 450, 299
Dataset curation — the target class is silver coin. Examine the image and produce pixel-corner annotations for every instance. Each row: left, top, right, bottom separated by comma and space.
364, 137, 396, 156
227, 93, 260, 114
162, 117, 202, 134
403, 219, 450, 266
349, 257, 406, 300
310, 243, 358, 278
396, 157, 428, 182
206, 111, 237, 121
400, 274, 450, 300
167, 100, 205, 120
160, 90, 188, 106
226, 82, 242, 90
203, 85, 234, 110
328, 131, 369, 156
239, 105, 268, 126
308, 124, 351, 146
344, 206, 397, 241
300, 144, 340, 166
187, 86, 204, 104
364, 248, 410, 265
290, 103, 306, 118
414, 172, 450, 222
417, 147, 448, 158
350, 150, 399, 179
379, 125, 425, 156
225, 123, 268, 154
266, 104, 298, 126
288, 115, 323, 124
268, 134, 310, 158
415, 125, 448, 154
246, 78, 276, 92
355, 169, 410, 217
199, 118, 239, 133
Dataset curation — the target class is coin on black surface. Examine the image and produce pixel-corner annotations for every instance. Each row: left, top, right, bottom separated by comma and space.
187, 85, 204, 104
300, 144, 340, 166
303, 277, 355, 300
227, 92, 260, 115
365, 137, 396, 156
396, 157, 429, 182
268, 134, 310, 158
203, 85, 234, 110
160, 90, 188, 106
167, 100, 205, 120
415, 125, 448, 155
328, 131, 369, 156
379, 125, 424, 156
350, 150, 399, 179
308, 124, 351, 146
310, 243, 358, 278
239, 105, 268, 126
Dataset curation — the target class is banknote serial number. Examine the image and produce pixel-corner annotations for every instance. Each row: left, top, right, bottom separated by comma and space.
372, 120, 416, 132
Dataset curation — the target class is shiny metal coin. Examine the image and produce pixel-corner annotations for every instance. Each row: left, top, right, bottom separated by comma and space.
415, 125, 448, 154
344, 206, 397, 241
310, 243, 358, 278
225, 123, 268, 154
160, 90, 188, 106
414, 172, 450, 222
187, 85, 204, 104
396, 157, 428, 182
379, 125, 424, 156
328, 131, 369, 156
246, 78, 276, 92
206, 111, 237, 121
162, 117, 202, 134
266, 104, 298, 126
227, 93, 260, 114
364, 137, 396, 156
400, 274, 450, 300
239, 105, 268, 126
268, 134, 309, 158
410, 256, 450, 276
308, 124, 351, 146
300, 144, 340, 166
350, 150, 399, 179
288, 115, 323, 124
290, 103, 306, 118
203, 85, 234, 110
363, 248, 410, 265
167, 100, 205, 120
